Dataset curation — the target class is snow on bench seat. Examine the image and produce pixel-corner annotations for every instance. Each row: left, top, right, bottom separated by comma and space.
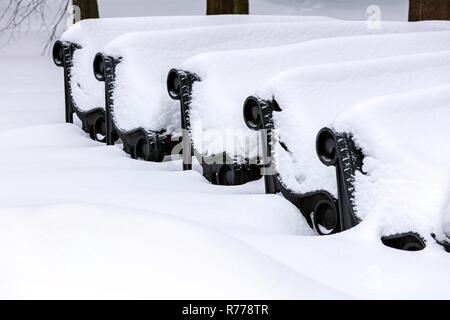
331, 85, 450, 247
180, 29, 450, 161
60, 15, 328, 113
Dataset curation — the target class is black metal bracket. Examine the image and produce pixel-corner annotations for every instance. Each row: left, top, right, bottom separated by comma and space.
167, 69, 262, 185
316, 127, 430, 251
93, 53, 174, 161
243, 96, 341, 235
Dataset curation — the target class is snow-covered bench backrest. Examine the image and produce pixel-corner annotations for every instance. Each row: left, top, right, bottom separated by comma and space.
180, 29, 450, 160
60, 15, 329, 113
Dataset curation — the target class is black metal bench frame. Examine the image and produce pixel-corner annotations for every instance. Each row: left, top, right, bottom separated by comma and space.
93, 53, 178, 161
52, 41, 116, 143
167, 69, 262, 185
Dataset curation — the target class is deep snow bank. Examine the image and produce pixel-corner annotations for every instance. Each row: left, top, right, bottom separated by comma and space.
0, 204, 342, 299
60, 15, 328, 113
332, 85, 450, 245
253, 51, 450, 197
180, 29, 450, 160
103, 20, 450, 133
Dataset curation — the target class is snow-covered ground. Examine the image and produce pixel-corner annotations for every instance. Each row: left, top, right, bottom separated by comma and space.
0, 0, 449, 300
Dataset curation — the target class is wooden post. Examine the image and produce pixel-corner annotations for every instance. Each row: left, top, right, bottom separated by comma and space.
409, 0, 450, 21
408, 0, 422, 21
72, 0, 100, 21
207, 0, 249, 15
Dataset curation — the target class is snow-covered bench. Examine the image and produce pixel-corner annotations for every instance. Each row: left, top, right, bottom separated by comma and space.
52, 15, 315, 142
244, 51, 450, 248
317, 85, 450, 251
171, 26, 450, 185
92, 21, 354, 162
444, 197, 450, 251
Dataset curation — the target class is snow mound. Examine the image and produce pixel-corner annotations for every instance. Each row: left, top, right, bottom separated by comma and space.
60, 15, 330, 113
0, 122, 314, 237
0, 204, 343, 299
254, 50, 450, 197
332, 85, 450, 244
181, 29, 450, 159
